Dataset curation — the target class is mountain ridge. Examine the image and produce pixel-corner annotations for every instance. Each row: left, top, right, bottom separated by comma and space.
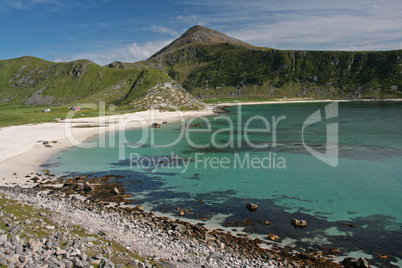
148, 25, 251, 60
144, 26, 402, 99
0, 26, 401, 109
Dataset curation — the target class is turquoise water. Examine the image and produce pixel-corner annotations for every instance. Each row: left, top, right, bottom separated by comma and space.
47, 102, 402, 263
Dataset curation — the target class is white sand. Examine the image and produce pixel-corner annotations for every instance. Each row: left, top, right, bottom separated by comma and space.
0, 109, 214, 187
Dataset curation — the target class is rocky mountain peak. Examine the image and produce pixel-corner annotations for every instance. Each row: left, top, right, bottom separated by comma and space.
148, 25, 250, 59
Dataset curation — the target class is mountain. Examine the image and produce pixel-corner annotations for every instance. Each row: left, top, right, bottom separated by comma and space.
0, 56, 204, 110
1, 26, 401, 109
149, 25, 250, 60
144, 26, 402, 99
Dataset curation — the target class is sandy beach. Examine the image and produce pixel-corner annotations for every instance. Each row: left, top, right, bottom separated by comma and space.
0, 108, 214, 187
2, 98, 400, 188
0, 98, 385, 187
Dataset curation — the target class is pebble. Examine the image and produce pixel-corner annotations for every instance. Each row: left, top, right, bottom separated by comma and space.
0, 186, 303, 268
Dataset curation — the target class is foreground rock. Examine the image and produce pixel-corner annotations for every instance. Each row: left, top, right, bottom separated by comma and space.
0, 181, 343, 267
341, 257, 370, 268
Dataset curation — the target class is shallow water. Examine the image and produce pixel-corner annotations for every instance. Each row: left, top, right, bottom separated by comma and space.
47, 102, 402, 265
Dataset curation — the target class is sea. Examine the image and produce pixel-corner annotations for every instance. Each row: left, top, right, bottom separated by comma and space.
45, 101, 402, 267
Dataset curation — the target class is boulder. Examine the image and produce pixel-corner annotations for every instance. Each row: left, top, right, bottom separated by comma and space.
135, 204, 143, 211
0, 234, 7, 242
246, 203, 258, 212
291, 218, 307, 228
356, 257, 370, 268
341, 257, 370, 268
83, 182, 94, 193
112, 187, 120, 195
268, 233, 279, 241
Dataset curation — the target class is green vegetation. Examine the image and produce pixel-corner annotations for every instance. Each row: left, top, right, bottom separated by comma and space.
0, 56, 201, 108
0, 56, 205, 127
146, 42, 402, 99
1, 27, 401, 125
0, 103, 143, 128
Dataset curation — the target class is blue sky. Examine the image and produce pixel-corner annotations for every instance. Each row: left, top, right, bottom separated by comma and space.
1, 0, 401, 65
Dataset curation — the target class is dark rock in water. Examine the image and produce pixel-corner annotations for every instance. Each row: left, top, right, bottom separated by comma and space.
377, 254, 389, 259
291, 218, 307, 228
342, 222, 358, 227
341, 257, 370, 268
246, 203, 258, 212
135, 204, 143, 211
356, 257, 370, 268
151, 122, 161, 128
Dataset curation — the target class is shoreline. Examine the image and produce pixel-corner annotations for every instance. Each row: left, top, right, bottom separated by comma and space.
213, 98, 402, 107
1, 100, 398, 266
0, 99, 353, 187
0, 108, 214, 187
0, 181, 343, 267
214, 99, 350, 106
2, 98, 401, 186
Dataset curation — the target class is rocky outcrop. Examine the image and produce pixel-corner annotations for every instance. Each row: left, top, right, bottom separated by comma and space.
212, 105, 228, 114
129, 81, 206, 111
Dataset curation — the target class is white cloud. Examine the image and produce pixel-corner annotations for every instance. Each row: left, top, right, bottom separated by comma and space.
151, 26, 179, 37
231, 12, 402, 50
54, 39, 173, 65
177, 0, 402, 51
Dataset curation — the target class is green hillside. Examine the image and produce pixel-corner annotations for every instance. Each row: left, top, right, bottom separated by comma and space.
1, 25, 401, 114
146, 43, 402, 99
0, 56, 203, 110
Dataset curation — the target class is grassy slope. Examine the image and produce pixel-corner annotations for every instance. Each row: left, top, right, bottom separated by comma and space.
0, 56, 177, 108
0, 58, 206, 127
146, 44, 402, 99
